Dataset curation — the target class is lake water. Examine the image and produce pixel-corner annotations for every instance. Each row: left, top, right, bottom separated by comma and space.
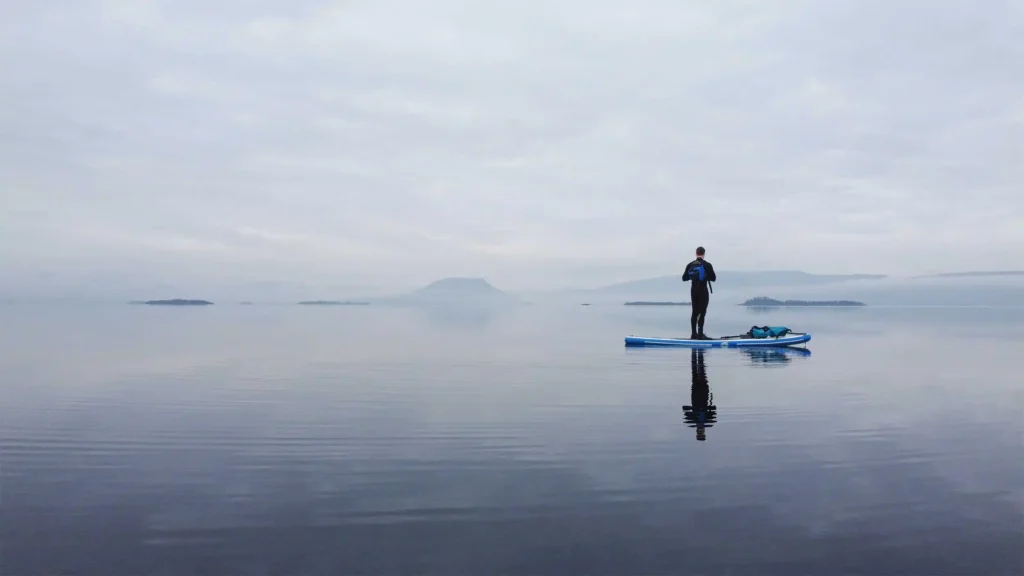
2, 303, 1022, 575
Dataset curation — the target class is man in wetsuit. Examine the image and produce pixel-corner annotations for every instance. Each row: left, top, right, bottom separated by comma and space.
682, 246, 716, 339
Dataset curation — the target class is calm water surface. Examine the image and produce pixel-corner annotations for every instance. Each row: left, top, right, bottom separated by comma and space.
2, 303, 1022, 575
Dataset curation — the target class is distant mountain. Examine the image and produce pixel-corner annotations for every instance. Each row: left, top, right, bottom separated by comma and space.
737, 275, 1024, 307
581, 271, 885, 297
379, 277, 518, 305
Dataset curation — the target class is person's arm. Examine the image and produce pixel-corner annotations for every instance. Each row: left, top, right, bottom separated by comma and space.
682, 262, 692, 282
705, 261, 717, 282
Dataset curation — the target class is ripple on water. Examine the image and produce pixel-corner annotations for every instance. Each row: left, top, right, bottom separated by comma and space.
2, 306, 1023, 575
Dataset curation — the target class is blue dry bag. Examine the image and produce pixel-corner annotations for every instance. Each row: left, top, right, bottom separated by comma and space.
688, 262, 706, 282
749, 326, 792, 339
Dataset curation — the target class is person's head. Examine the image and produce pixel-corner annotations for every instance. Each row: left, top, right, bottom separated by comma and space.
696, 246, 705, 259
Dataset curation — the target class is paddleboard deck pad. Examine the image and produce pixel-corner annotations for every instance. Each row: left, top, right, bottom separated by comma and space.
625, 333, 811, 348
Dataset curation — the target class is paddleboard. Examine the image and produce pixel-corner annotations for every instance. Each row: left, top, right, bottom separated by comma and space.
624, 333, 811, 348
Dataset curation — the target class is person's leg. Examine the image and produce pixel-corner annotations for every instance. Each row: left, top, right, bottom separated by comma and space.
690, 304, 699, 338
694, 292, 710, 337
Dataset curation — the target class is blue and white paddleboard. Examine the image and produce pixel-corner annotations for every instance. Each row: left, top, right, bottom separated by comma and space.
624, 333, 811, 348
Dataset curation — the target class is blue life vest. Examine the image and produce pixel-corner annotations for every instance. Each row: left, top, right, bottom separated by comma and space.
748, 326, 791, 339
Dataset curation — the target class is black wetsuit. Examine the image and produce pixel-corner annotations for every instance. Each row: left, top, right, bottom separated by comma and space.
682, 257, 716, 337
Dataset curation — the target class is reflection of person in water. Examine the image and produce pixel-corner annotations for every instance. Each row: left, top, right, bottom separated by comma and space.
683, 349, 717, 441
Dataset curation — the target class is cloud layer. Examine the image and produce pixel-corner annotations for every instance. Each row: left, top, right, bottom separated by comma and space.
2, 0, 1022, 293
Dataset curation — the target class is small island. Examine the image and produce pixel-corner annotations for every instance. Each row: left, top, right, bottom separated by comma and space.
625, 301, 690, 306
741, 296, 865, 307
137, 299, 214, 306
297, 300, 370, 306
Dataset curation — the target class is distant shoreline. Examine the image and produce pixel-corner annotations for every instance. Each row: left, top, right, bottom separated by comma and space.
741, 297, 865, 307
297, 300, 370, 306
133, 299, 214, 306
913, 271, 1024, 278
625, 301, 691, 306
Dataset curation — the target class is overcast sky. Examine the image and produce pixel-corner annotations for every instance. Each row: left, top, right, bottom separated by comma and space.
2, 0, 1022, 293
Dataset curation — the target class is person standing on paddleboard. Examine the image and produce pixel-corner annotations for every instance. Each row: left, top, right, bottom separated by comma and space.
682, 246, 716, 339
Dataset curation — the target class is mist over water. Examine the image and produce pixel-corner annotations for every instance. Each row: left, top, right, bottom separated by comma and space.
2, 302, 1022, 575
4, 0, 1023, 572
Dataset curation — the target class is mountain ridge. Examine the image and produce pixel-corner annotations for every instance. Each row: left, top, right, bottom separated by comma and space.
370, 277, 518, 305
577, 270, 887, 295
912, 270, 1024, 278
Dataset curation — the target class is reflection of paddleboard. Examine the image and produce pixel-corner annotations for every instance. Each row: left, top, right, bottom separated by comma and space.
742, 346, 812, 364
624, 333, 811, 348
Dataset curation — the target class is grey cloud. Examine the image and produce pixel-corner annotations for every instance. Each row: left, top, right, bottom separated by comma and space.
1, 0, 1022, 295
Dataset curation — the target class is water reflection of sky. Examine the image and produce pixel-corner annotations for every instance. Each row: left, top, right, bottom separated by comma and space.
2, 304, 1022, 575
